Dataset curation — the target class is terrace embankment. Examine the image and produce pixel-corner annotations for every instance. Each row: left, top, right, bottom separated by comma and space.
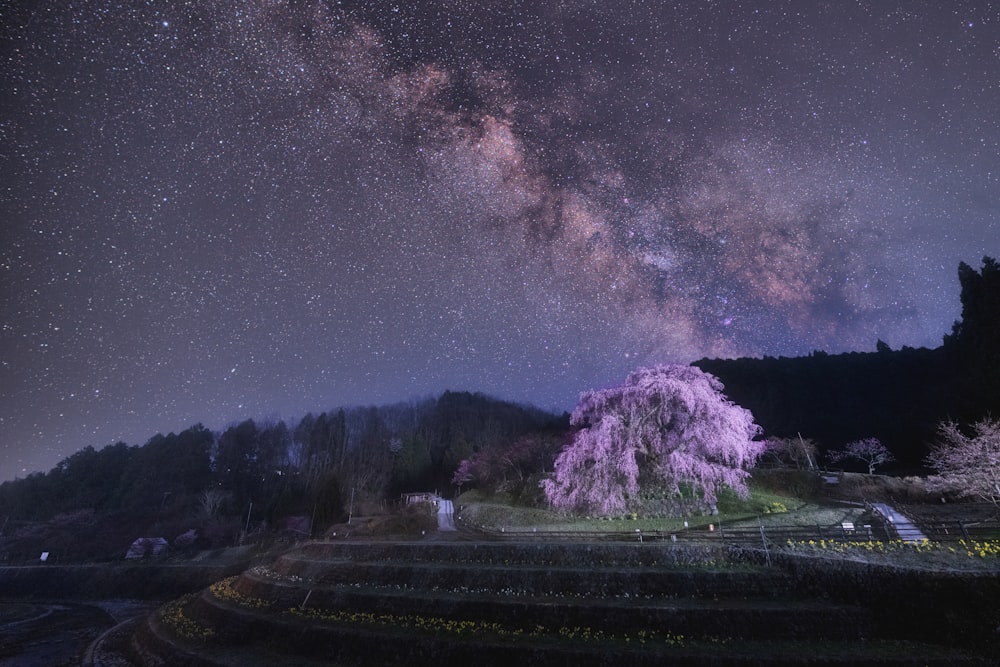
0, 562, 243, 601
0, 545, 278, 601
131, 540, 999, 666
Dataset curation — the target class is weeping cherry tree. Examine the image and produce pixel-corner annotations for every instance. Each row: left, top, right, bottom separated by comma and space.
541, 365, 764, 516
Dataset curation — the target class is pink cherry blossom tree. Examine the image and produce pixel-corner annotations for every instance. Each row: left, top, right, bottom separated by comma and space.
541, 365, 764, 516
927, 418, 1000, 509
826, 437, 894, 475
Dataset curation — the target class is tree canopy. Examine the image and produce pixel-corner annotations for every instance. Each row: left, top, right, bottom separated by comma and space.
928, 418, 1000, 509
541, 365, 764, 516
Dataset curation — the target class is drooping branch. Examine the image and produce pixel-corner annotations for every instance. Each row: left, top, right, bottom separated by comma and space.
542, 365, 764, 516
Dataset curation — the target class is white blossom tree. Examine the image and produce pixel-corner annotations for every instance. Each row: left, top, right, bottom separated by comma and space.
541, 365, 764, 516
927, 418, 1000, 509
826, 438, 894, 475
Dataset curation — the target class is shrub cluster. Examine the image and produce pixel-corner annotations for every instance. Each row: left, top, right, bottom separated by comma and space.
160, 594, 215, 641
783, 537, 1000, 561
209, 576, 271, 609
288, 605, 689, 647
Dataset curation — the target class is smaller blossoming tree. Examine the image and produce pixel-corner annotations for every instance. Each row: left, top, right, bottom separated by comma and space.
826, 437, 894, 475
452, 434, 564, 494
927, 418, 1000, 509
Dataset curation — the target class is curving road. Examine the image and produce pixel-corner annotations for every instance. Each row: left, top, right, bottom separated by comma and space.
0, 602, 111, 667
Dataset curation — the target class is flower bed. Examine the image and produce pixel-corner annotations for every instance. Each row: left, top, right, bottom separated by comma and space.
782, 537, 1000, 570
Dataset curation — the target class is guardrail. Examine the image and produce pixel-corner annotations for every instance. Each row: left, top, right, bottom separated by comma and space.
460, 521, 880, 545
461, 516, 999, 546
912, 520, 1000, 541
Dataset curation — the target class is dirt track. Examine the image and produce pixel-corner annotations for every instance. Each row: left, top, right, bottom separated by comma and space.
0, 601, 113, 666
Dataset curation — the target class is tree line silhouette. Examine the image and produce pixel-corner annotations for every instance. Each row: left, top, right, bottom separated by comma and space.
0, 392, 563, 558
696, 256, 999, 470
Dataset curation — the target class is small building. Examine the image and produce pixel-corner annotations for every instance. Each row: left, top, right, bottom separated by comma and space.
401, 492, 438, 506
275, 515, 310, 537
125, 537, 169, 559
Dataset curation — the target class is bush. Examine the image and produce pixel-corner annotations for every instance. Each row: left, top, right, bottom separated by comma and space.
834, 473, 936, 502
326, 504, 437, 538
751, 469, 823, 499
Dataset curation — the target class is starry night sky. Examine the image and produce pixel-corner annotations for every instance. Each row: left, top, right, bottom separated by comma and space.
1, 1, 997, 479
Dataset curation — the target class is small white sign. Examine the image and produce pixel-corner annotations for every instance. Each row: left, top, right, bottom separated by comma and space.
39, 552, 49, 562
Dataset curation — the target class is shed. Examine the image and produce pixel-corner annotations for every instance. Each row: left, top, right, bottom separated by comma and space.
401, 492, 438, 506
125, 537, 169, 559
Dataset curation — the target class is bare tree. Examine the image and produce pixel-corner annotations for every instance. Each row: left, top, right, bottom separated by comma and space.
826, 438, 894, 475
760, 436, 817, 470
198, 489, 226, 518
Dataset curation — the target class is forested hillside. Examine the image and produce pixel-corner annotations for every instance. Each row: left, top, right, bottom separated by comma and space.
696, 257, 1000, 469
0, 393, 564, 559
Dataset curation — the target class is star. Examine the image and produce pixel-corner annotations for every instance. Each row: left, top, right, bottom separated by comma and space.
0, 0, 995, 478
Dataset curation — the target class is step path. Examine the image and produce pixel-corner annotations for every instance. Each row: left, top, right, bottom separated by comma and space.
871, 503, 928, 542
437, 498, 456, 531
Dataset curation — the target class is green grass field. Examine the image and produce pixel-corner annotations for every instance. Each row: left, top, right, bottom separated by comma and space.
454, 470, 1000, 572
457, 470, 857, 532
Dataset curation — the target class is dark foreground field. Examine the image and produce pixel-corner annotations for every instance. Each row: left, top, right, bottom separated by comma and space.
0, 551, 259, 666
1, 601, 112, 666
3, 474, 999, 666
4, 494, 1000, 667
2, 537, 999, 666
0, 600, 160, 667
77, 539, 1000, 666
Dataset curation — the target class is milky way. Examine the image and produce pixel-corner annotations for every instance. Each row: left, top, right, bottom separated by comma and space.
1, 1, 997, 478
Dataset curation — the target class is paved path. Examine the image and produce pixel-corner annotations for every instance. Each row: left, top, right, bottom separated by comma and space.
872, 503, 927, 542
437, 499, 457, 531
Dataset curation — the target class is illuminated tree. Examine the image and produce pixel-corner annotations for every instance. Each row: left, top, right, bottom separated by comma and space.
927, 418, 1000, 509
826, 437, 894, 474
541, 365, 764, 516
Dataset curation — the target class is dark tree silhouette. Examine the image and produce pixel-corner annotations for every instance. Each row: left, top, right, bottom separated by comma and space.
697, 256, 999, 469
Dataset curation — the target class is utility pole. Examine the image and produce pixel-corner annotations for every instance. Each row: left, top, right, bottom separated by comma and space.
348, 485, 356, 525
309, 500, 318, 539
798, 432, 816, 470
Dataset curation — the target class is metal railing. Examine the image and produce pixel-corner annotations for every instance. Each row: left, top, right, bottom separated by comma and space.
460, 521, 879, 545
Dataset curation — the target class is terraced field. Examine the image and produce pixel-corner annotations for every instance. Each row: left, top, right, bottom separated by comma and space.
128, 539, 997, 666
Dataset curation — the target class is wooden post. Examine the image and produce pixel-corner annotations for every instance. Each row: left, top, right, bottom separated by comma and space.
759, 520, 771, 567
